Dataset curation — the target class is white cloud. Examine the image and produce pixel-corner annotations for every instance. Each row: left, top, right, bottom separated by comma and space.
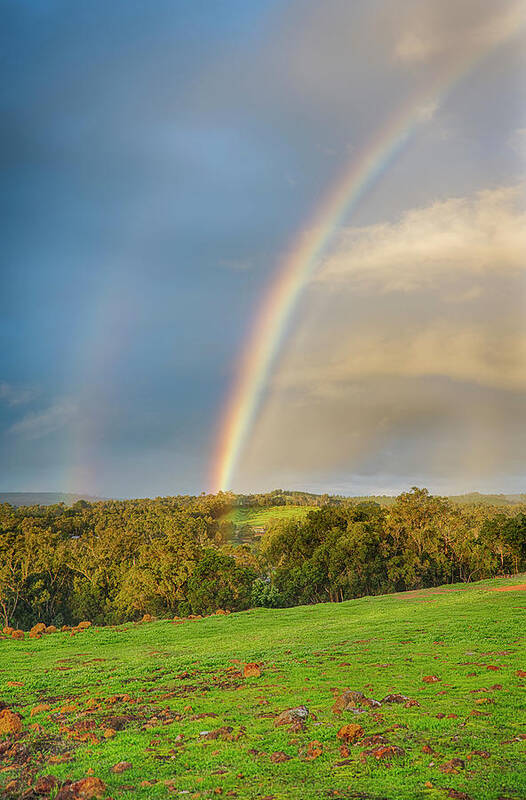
8, 399, 78, 440
0, 382, 35, 406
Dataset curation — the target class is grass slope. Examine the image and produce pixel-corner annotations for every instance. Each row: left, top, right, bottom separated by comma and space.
1, 576, 525, 800
221, 505, 316, 529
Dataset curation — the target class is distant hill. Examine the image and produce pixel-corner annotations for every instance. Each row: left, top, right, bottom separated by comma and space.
0, 492, 106, 507
448, 492, 526, 506
350, 492, 526, 507
2, 489, 524, 510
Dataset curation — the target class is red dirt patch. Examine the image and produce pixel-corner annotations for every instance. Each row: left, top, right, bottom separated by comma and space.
491, 583, 526, 592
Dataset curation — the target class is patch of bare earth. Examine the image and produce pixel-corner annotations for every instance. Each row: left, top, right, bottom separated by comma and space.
491, 583, 526, 592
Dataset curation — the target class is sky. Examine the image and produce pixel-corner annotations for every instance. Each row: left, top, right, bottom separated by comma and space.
1, 0, 525, 498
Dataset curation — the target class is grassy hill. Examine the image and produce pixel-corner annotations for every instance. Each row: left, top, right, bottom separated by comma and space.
1, 576, 525, 799
221, 504, 316, 529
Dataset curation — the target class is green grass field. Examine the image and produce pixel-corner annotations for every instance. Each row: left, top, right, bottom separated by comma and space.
221, 504, 316, 529
1, 576, 525, 800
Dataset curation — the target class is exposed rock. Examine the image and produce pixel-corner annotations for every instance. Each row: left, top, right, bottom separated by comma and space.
11, 630, 25, 640
104, 715, 129, 731
274, 706, 309, 727
469, 750, 490, 758
360, 744, 405, 763
77, 621, 92, 630
381, 693, 409, 704
269, 751, 291, 763
30, 623, 46, 635
304, 740, 323, 760
370, 745, 405, 760
336, 723, 364, 743
332, 690, 380, 713
440, 758, 465, 774
422, 675, 440, 683
361, 734, 389, 747
200, 726, 233, 741
45, 626, 58, 634
33, 775, 59, 795
110, 762, 132, 774
243, 663, 261, 678
0, 709, 22, 734
55, 777, 106, 799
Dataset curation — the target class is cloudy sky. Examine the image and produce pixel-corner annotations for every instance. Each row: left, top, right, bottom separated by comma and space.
1, 0, 525, 497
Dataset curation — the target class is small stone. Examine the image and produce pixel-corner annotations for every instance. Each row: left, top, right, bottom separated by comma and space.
274, 706, 309, 727
381, 693, 409, 704
304, 740, 323, 760
440, 758, 465, 774
110, 762, 132, 774
270, 751, 292, 763
332, 690, 368, 713
370, 745, 405, 760
243, 663, 261, 678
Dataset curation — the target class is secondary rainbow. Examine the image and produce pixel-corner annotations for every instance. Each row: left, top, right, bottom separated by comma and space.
210, 6, 526, 493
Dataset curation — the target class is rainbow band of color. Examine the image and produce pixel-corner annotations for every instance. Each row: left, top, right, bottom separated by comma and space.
210, 7, 526, 493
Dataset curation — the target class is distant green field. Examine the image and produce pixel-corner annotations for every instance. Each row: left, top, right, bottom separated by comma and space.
221, 504, 316, 528
1, 575, 525, 799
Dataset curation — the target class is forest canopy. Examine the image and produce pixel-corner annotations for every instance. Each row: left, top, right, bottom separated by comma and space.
0, 488, 525, 629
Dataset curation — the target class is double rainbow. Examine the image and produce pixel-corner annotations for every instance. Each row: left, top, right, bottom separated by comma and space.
210, 6, 525, 493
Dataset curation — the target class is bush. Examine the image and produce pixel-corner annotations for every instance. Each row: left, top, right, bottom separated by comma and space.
251, 578, 281, 608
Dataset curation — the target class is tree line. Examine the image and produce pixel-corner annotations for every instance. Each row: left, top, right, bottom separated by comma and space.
0, 488, 524, 629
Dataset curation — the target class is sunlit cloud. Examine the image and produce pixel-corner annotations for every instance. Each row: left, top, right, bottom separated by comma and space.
393, 0, 526, 64
237, 185, 526, 491
316, 185, 526, 292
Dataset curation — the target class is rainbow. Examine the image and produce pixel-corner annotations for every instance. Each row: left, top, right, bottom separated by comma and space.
210, 5, 526, 493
